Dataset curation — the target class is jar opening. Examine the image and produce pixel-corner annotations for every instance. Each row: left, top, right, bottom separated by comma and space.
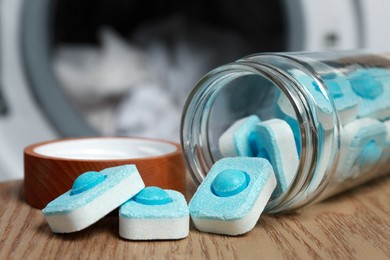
181, 59, 336, 213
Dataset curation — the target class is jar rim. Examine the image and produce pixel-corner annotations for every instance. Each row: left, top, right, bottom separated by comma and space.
181, 55, 339, 213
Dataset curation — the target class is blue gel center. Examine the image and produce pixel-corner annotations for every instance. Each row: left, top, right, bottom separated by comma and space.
134, 186, 173, 205
71, 171, 107, 195
323, 73, 344, 99
312, 82, 322, 93
357, 140, 382, 169
211, 169, 249, 197
327, 81, 344, 99
351, 74, 383, 99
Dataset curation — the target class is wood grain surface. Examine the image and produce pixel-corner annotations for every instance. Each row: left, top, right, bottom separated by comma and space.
0, 177, 389, 259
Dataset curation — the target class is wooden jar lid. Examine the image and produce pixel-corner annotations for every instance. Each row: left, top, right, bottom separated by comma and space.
24, 137, 186, 209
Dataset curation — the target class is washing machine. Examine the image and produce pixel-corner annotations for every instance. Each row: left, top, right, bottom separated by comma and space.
1, 0, 390, 181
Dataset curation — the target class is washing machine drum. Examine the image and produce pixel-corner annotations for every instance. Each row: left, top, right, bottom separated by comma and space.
23, 0, 289, 136
0, 0, 376, 180
21, 0, 367, 135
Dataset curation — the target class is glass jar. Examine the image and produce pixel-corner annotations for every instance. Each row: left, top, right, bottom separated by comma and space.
181, 50, 390, 213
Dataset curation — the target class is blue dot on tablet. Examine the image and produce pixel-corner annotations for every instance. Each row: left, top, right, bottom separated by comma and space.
357, 140, 382, 169
327, 81, 344, 99
134, 186, 173, 205
71, 171, 107, 195
351, 73, 383, 99
212, 169, 249, 197
312, 82, 322, 93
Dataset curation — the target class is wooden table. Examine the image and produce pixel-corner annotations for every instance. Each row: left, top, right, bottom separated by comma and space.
1, 178, 389, 259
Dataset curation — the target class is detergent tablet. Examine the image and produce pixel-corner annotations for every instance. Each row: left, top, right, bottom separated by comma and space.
274, 91, 301, 155
254, 119, 299, 198
189, 157, 276, 236
119, 186, 189, 240
42, 165, 145, 233
323, 72, 359, 125
337, 118, 387, 180
289, 69, 334, 130
349, 68, 390, 120
218, 115, 260, 157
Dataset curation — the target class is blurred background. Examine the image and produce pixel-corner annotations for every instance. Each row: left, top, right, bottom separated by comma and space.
1, 0, 390, 180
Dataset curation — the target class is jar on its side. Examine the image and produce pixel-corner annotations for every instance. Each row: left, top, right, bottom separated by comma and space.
181, 50, 390, 213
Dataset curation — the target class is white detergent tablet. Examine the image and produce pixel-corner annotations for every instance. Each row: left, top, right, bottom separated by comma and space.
289, 69, 334, 130
42, 165, 145, 233
119, 186, 189, 240
218, 115, 260, 157
323, 72, 359, 125
276, 90, 295, 119
189, 157, 276, 236
349, 68, 390, 120
280, 70, 360, 126
337, 118, 387, 180
254, 119, 299, 198
274, 91, 301, 156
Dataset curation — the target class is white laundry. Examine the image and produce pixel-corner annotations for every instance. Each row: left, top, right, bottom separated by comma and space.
54, 15, 253, 140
